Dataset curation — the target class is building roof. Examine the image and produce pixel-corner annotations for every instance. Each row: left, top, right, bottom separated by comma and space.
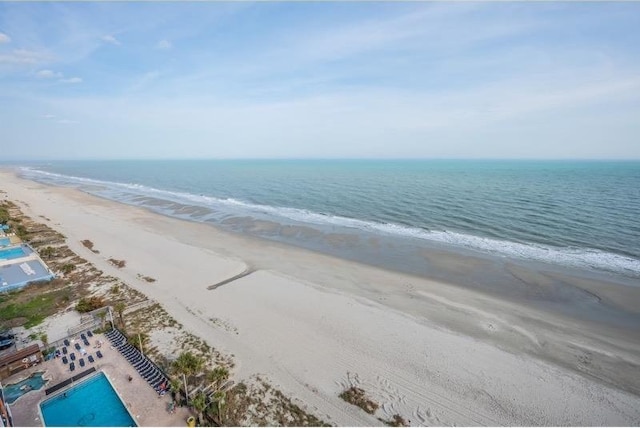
0, 345, 41, 367
0, 259, 54, 293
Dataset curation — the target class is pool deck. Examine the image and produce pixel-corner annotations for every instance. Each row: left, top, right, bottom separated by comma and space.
6, 333, 192, 427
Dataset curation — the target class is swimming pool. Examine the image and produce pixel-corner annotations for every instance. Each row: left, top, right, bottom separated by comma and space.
3, 371, 47, 404
0, 237, 10, 247
0, 246, 26, 260
40, 372, 137, 427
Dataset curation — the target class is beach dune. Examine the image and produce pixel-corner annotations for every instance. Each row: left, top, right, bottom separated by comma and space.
2, 170, 640, 426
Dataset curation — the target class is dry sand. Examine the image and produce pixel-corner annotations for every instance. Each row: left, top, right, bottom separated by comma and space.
2, 170, 640, 426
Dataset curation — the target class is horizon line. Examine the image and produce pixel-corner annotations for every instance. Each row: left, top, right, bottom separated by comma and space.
2, 157, 640, 163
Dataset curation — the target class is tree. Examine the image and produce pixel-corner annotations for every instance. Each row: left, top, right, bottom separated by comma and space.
169, 378, 183, 404
40, 333, 48, 349
206, 366, 229, 390
212, 390, 226, 426
192, 392, 207, 425
40, 246, 54, 259
114, 302, 126, 329
97, 310, 107, 330
173, 352, 205, 404
173, 351, 204, 378
129, 332, 148, 353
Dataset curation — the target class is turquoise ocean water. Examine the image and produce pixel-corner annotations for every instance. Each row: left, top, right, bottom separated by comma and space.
16, 160, 640, 282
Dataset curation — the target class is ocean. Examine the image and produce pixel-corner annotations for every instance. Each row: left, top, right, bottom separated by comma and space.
15, 160, 640, 283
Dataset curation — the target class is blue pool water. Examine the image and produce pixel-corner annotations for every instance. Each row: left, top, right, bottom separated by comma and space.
40, 373, 137, 427
0, 246, 26, 260
3, 372, 47, 404
0, 237, 11, 247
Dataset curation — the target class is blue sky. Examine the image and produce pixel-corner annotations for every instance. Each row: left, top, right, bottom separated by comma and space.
1, 2, 639, 160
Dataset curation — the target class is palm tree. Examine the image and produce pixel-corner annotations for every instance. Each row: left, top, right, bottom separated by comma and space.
41, 246, 54, 259
174, 352, 204, 378
40, 333, 49, 351
114, 302, 126, 330
206, 366, 229, 391
129, 332, 148, 353
173, 352, 205, 404
212, 390, 226, 426
192, 392, 207, 425
97, 310, 107, 330
169, 378, 183, 404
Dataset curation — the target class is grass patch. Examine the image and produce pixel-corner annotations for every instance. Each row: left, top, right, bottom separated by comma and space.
0, 285, 70, 329
221, 377, 331, 427
339, 386, 379, 415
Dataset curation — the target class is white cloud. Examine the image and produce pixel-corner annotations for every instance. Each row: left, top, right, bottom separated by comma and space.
0, 32, 10, 44
43, 114, 56, 119
101, 35, 121, 46
155, 39, 172, 50
0, 49, 51, 65
36, 69, 62, 79
34, 70, 82, 84
59, 77, 83, 84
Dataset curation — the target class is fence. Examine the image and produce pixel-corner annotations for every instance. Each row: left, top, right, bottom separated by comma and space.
44, 367, 97, 395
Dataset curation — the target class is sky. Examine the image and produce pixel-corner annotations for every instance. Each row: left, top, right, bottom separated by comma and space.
1, 2, 639, 160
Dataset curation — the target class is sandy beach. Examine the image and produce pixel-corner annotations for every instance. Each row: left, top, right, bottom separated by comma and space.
2, 169, 640, 426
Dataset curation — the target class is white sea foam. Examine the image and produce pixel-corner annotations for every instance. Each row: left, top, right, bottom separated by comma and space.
19, 167, 640, 277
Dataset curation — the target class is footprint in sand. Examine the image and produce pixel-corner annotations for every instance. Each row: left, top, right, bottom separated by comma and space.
416, 406, 443, 427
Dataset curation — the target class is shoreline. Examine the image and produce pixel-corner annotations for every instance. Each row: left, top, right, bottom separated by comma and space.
2, 169, 640, 425
17, 163, 640, 286
13, 167, 640, 331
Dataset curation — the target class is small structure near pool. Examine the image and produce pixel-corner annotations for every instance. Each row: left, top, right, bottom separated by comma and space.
0, 345, 43, 380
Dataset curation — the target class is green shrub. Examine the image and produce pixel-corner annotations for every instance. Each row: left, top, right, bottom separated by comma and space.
61, 264, 76, 274
40, 246, 55, 259
15, 224, 28, 239
76, 296, 105, 313
0, 207, 9, 224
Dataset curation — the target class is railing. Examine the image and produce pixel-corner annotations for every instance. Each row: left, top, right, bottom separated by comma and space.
44, 367, 97, 395
123, 299, 156, 315
67, 319, 100, 337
